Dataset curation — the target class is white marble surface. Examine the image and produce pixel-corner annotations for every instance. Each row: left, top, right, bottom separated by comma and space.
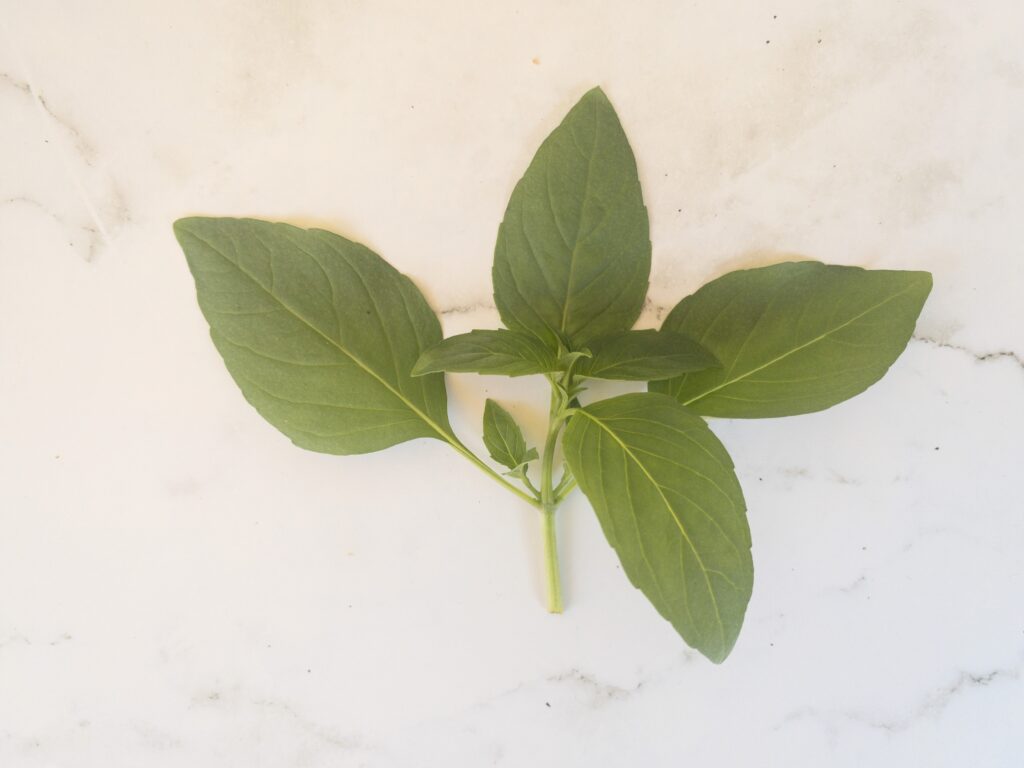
2, 1, 1022, 765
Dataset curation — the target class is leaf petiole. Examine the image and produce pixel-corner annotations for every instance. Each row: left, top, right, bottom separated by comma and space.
553, 475, 577, 504
448, 437, 543, 509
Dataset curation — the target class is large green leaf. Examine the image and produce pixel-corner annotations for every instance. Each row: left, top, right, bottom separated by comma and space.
412, 329, 559, 377
492, 87, 651, 349
562, 393, 752, 662
575, 329, 719, 381
652, 262, 932, 418
482, 399, 537, 471
175, 217, 453, 454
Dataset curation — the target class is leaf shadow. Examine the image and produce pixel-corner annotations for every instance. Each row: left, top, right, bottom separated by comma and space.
276, 213, 373, 246
646, 250, 820, 323
707, 249, 819, 277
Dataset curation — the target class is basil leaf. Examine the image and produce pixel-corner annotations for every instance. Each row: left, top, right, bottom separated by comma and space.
575, 329, 719, 381
493, 87, 651, 349
652, 262, 932, 418
563, 393, 752, 663
175, 217, 453, 454
483, 399, 537, 471
412, 329, 559, 377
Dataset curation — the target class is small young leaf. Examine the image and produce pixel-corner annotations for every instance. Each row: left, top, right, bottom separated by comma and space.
558, 349, 593, 369
575, 329, 719, 381
651, 262, 932, 417
175, 217, 453, 454
412, 329, 559, 377
563, 393, 752, 663
483, 399, 538, 471
493, 87, 651, 349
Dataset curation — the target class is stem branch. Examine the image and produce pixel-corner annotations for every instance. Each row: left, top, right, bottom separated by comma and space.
553, 476, 578, 504
449, 439, 542, 509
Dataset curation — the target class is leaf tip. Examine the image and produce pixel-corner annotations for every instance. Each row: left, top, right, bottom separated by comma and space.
703, 647, 731, 665
172, 216, 220, 251
904, 269, 933, 314
579, 85, 615, 111
696, 626, 741, 665
172, 216, 195, 241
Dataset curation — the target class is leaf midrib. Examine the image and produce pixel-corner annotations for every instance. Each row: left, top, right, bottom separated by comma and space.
187, 227, 455, 444
683, 283, 920, 407
559, 97, 601, 336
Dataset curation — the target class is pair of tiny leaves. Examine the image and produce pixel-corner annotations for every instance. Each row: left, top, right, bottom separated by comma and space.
412, 259, 932, 419
174, 87, 930, 663
412, 327, 719, 382
482, 399, 537, 476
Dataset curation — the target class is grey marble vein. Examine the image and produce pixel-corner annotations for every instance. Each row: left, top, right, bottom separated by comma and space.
0, 65, 130, 261
913, 335, 1024, 372
544, 667, 642, 706
778, 659, 1023, 734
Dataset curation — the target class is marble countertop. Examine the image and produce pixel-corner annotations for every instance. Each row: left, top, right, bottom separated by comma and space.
2, 1, 1021, 765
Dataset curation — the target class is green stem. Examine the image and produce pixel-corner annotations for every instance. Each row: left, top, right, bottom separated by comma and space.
540, 393, 561, 507
539, 386, 566, 612
541, 507, 562, 612
444, 370, 578, 613
519, 472, 541, 499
